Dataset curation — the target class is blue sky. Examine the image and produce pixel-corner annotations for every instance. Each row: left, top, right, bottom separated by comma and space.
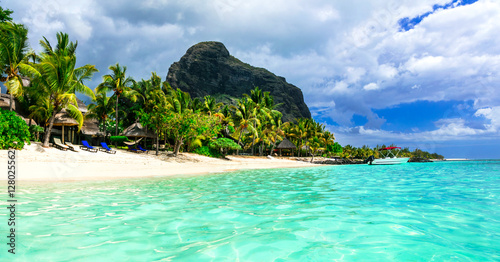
3, 0, 500, 159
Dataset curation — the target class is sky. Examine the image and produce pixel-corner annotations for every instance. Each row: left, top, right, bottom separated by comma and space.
3, 0, 500, 159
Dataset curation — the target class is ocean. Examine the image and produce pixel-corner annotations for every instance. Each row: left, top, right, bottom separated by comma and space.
6, 161, 500, 261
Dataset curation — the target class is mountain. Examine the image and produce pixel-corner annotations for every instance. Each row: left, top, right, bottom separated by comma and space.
166, 41, 311, 122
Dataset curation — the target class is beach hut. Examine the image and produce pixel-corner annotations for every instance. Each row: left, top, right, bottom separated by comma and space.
50, 110, 79, 144
276, 138, 297, 156
120, 122, 155, 138
120, 122, 155, 149
81, 118, 102, 136
0, 93, 15, 110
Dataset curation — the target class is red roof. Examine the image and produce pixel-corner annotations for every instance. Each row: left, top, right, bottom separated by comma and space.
379, 147, 401, 151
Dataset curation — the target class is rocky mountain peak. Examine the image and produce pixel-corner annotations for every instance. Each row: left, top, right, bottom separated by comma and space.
166, 41, 311, 122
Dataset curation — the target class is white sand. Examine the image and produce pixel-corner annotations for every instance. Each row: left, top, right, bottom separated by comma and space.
0, 143, 319, 181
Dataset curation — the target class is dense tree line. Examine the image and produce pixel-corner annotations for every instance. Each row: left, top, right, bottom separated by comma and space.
340, 145, 444, 160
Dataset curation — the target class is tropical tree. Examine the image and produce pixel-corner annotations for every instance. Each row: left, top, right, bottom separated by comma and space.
137, 73, 171, 155
308, 136, 324, 162
209, 138, 241, 158
32, 32, 97, 147
96, 63, 137, 138
0, 6, 13, 22
202, 95, 223, 116
86, 90, 115, 141
268, 111, 287, 155
231, 97, 258, 155
0, 22, 37, 111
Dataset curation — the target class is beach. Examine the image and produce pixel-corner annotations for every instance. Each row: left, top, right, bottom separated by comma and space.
0, 143, 318, 181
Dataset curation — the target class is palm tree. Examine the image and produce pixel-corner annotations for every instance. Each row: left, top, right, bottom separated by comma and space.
33, 32, 97, 147
96, 63, 137, 138
231, 97, 258, 155
268, 111, 287, 155
0, 22, 37, 111
167, 88, 192, 114
86, 91, 115, 141
202, 95, 223, 116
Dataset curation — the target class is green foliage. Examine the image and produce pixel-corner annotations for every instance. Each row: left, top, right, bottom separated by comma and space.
0, 6, 13, 22
340, 144, 444, 160
209, 138, 241, 156
29, 125, 44, 141
193, 146, 222, 158
109, 136, 129, 144
327, 142, 342, 154
0, 109, 30, 149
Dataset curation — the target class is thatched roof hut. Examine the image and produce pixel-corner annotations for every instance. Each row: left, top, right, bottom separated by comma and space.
77, 98, 88, 114
51, 110, 79, 127
19, 115, 37, 126
0, 93, 14, 110
120, 122, 155, 138
276, 138, 296, 156
277, 138, 297, 149
81, 118, 104, 136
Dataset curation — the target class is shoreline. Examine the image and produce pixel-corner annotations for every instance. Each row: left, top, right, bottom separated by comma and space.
0, 143, 321, 182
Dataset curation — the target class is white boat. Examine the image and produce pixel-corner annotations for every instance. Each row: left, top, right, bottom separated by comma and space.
367, 147, 409, 165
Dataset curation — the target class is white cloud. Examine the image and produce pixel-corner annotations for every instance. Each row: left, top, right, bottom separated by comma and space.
363, 83, 379, 91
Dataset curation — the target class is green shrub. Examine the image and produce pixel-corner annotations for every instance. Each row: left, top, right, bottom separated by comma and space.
109, 136, 129, 144
29, 125, 44, 142
209, 138, 241, 156
193, 146, 221, 158
0, 109, 31, 149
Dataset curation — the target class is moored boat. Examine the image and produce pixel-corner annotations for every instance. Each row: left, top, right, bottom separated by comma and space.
367, 147, 409, 165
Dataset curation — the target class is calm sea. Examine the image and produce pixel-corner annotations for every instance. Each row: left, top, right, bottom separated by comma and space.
7, 161, 500, 261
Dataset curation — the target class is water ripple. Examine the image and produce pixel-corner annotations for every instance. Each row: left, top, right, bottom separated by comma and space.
13, 161, 500, 261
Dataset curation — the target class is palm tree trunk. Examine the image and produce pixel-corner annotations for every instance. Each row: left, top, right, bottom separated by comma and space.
236, 131, 243, 155
251, 123, 256, 155
43, 112, 57, 148
103, 119, 107, 143
270, 133, 279, 156
9, 93, 13, 111
173, 138, 183, 156
155, 131, 159, 156
115, 94, 119, 147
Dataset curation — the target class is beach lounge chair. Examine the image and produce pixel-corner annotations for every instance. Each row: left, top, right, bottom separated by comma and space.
138, 145, 149, 154
65, 141, 79, 152
99, 142, 116, 154
127, 145, 139, 153
80, 140, 98, 153
53, 138, 69, 151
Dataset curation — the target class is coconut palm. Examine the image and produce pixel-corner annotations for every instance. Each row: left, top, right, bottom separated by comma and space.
32, 32, 97, 147
0, 22, 37, 111
231, 97, 258, 155
86, 91, 115, 141
202, 95, 223, 116
96, 63, 137, 138
268, 111, 287, 155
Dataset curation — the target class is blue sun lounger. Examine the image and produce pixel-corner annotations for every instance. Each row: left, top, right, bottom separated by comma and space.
99, 142, 116, 154
138, 145, 149, 154
127, 145, 139, 153
80, 140, 98, 153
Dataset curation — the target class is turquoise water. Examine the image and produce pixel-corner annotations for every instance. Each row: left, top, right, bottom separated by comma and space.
5, 161, 500, 261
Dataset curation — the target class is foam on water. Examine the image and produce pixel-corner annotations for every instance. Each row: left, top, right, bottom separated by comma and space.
8, 161, 500, 261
